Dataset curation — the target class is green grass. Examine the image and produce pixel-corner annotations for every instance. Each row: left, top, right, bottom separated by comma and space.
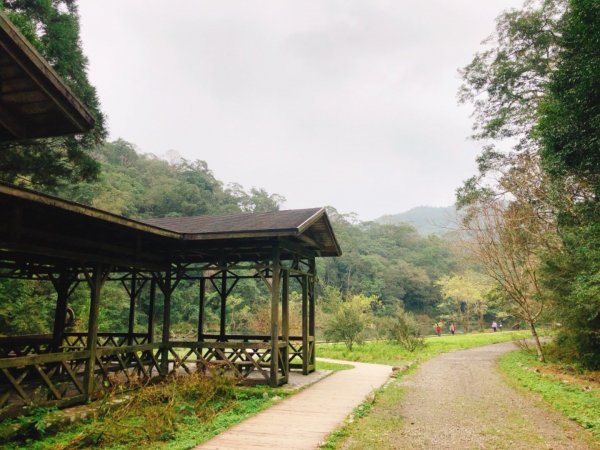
317, 331, 530, 365
499, 350, 600, 438
316, 360, 354, 371
2, 379, 286, 450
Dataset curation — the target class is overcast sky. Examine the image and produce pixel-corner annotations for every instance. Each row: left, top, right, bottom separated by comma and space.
78, 0, 523, 221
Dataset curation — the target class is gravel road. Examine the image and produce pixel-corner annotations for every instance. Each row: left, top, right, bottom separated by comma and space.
394, 341, 597, 449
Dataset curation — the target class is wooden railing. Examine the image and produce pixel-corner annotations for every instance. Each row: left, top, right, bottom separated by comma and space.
62, 332, 150, 349
0, 332, 315, 418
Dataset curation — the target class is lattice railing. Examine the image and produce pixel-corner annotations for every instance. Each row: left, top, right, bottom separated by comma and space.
0, 335, 54, 358
62, 333, 150, 350
288, 336, 315, 372
93, 343, 161, 390
167, 341, 288, 384
0, 350, 89, 419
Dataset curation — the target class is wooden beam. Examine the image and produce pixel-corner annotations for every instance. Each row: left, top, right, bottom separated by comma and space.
127, 272, 137, 345
159, 269, 172, 375
219, 267, 227, 339
83, 265, 105, 401
198, 277, 205, 340
270, 244, 281, 387
301, 275, 309, 375
51, 270, 76, 351
147, 278, 156, 343
282, 268, 289, 383
308, 258, 316, 369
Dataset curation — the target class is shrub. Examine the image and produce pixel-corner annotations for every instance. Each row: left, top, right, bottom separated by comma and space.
384, 309, 424, 352
323, 293, 375, 350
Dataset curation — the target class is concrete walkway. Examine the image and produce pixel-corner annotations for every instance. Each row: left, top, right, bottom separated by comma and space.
196, 360, 391, 450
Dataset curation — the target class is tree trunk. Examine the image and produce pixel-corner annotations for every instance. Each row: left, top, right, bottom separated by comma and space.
478, 301, 484, 332
529, 321, 545, 362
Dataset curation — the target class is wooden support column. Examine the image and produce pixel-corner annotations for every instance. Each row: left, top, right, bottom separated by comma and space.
308, 258, 316, 369
51, 270, 75, 351
219, 267, 227, 340
160, 269, 172, 375
83, 265, 105, 401
148, 277, 156, 343
270, 244, 281, 387
198, 277, 206, 340
281, 268, 289, 383
127, 271, 137, 345
301, 274, 309, 375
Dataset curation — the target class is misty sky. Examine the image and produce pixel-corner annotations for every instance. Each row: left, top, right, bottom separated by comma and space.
78, 1, 523, 220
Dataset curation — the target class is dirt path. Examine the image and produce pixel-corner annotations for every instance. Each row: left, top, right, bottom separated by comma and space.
395, 341, 596, 449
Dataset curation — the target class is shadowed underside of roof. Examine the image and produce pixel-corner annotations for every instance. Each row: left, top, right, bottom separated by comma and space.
0, 182, 341, 270
0, 11, 95, 141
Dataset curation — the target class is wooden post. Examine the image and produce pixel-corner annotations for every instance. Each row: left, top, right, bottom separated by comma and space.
52, 270, 73, 351
270, 244, 281, 387
148, 277, 156, 343
127, 271, 137, 345
309, 258, 316, 369
160, 269, 172, 375
219, 267, 227, 340
83, 265, 104, 401
198, 277, 206, 340
301, 274, 309, 375
281, 268, 289, 383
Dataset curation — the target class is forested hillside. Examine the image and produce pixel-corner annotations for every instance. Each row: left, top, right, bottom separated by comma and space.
1, 139, 459, 337
376, 205, 459, 236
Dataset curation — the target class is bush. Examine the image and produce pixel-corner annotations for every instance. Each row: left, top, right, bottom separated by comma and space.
384, 309, 424, 352
63, 372, 235, 448
323, 293, 375, 350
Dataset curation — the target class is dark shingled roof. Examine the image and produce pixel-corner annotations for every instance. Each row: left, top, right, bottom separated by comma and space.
142, 208, 323, 235
142, 208, 342, 257
0, 181, 342, 266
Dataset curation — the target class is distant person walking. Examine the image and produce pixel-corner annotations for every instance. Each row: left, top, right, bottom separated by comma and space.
491, 320, 498, 332
435, 323, 442, 337
450, 323, 456, 335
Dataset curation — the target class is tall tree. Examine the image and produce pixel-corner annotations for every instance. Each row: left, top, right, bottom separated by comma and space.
537, 0, 600, 369
462, 200, 551, 361
457, 0, 565, 206
0, 0, 106, 190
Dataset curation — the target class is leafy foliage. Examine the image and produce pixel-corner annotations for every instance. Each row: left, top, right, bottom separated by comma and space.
382, 308, 424, 352
322, 289, 375, 350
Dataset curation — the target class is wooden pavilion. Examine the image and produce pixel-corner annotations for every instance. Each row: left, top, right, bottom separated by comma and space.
0, 11, 342, 418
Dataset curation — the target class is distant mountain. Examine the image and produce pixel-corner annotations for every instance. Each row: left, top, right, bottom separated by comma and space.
375, 205, 461, 236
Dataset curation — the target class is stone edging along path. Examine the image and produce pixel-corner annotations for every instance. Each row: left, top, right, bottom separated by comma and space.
195, 360, 391, 450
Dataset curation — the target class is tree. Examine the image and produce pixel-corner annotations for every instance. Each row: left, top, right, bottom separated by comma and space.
383, 308, 424, 352
457, 0, 565, 207
437, 270, 492, 333
322, 288, 374, 350
462, 200, 551, 361
536, 0, 600, 368
0, 1, 106, 190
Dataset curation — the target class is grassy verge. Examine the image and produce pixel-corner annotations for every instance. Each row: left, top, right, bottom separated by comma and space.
498, 350, 600, 439
2, 375, 287, 450
317, 331, 530, 365
316, 360, 354, 371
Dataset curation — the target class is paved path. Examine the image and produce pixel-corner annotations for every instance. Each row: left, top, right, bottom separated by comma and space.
394, 342, 596, 450
196, 360, 391, 450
